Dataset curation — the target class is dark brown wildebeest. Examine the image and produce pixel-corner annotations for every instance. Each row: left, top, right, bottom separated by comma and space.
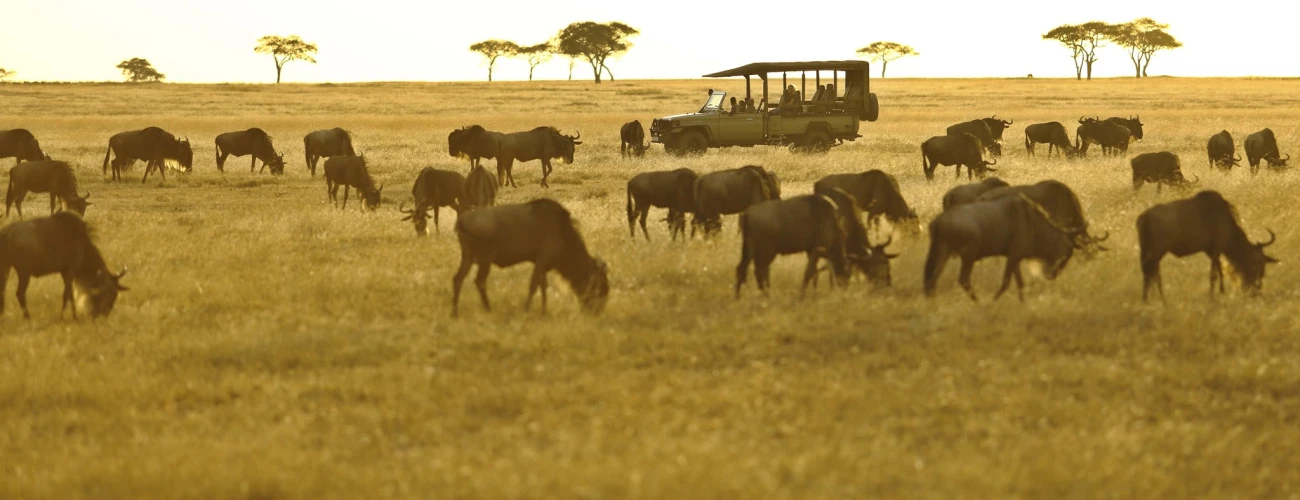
626, 168, 698, 241
215, 128, 285, 174
448, 125, 504, 172
6, 161, 91, 218
620, 120, 649, 158
1076, 119, 1130, 157
1243, 128, 1290, 174
976, 180, 1110, 255
399, 168, 464, 236
461, 165, 498, 211
1131, 152, 1200, 192
941, 177, 1010, 211
734, 194, 851, 298
1024, 122, 1078, 158
1206, 130, 1241, 171
323, 155, 383, 210
922, 133, 998, 181
1105, 115, 1144, 141
946, 120, 1002, 157
0, 212, 128, 319
1137, 190, 1278, 302
815, 187, 899, 286
101, 127, 193, 183
304, 128, 355, 177
451, 198, 609, 317
813, 170, 920, 232
496, 127, 582, 188
693, 165, 781, 237
923, 195, 1077, 302
979, 115, 1014, 142
0, 129, 47, 166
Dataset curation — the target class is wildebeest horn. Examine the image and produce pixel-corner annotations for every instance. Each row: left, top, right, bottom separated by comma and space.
1187, 173, 1201, 185
1093, 230, 1110, 242
985, 158, 997, 166
1258, 229, 1277, 248
82, 191, 91, 199
398, 202, 413, 214
1284, 153, 1291, 161
116, 267, 128, 279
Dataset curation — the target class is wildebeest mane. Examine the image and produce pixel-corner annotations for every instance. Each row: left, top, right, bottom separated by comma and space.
526, 198, 593, 283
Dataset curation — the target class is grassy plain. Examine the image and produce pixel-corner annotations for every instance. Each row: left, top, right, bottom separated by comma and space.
2, 77, 1300, 498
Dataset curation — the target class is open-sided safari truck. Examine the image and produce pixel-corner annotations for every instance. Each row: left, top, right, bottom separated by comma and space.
650, 61, 880, 155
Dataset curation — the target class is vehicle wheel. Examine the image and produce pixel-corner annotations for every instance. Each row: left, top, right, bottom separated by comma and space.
678, 131, 708, 156
795, 129, 832, 154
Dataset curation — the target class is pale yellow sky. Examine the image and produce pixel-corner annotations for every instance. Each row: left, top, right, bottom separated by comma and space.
2, 0, 1296, 82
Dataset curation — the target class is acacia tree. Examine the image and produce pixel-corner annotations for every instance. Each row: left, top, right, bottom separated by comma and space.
0, 68, 13, 80
1043, 26, 1087, 80
254, 35, 319, 84
516, 42, 553, 81
469, 40, 520, 82
1111, 18, 1182, 77
116, 58, 165, 82
855, 42, 918, 78
1044, 22, 1115, 80
555, 21, 639, 84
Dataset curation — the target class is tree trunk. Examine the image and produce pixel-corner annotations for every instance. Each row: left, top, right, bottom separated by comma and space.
1085, 58, 1094, 81
1072, 55, 1083, 80
529, 64, 536, 82
568, 58, 574, 81
602, 64, 614, 82
589, 61, 602, 83
1142, 53, 1152, 77
881, 60, 888, 78
275, 60, 283, 84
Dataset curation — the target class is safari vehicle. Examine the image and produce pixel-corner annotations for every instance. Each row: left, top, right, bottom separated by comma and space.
650, 61, 879, 155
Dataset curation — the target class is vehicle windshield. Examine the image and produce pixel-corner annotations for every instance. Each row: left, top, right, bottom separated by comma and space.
698, 91, 726, 113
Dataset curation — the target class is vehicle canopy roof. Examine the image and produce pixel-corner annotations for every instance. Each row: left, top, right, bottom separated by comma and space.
703, 60, 870, 78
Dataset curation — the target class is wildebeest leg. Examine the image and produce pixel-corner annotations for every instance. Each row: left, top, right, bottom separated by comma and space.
800, 252, 821, 299
16, 273, 31, 319
141, 161, 152, 184
525, 266, 549, 313
1209, 254, 1224, 297
993, 259, 1018, 301
251, 155, 257, 173
49, 193, 56, 214
755, 254, 775, 296
638, 206, 650, 241
474, 259, 492, 311
451, 258, 473, 317
342, 186, 350, 210
61, 273, 77, 319
958, 258, 978, 302
1141, 254, 1164, 304
539, 160, 551, 188
734, 241, 751, 299
433, 207, 440, 232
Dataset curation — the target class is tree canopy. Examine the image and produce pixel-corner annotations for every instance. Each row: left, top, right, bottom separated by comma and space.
1110, 18, 1182, 77
855, 41, 918, 78
516, 42, 553, 82
0, 68, 13, 80
254, 35, 318, 84
469, 40, 521, 82
1043, 22, 1116, 80
116, 58, 165, 82
555, 21, 639, 84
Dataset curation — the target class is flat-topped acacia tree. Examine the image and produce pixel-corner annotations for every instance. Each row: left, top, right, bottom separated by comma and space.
254, 35, 318, 84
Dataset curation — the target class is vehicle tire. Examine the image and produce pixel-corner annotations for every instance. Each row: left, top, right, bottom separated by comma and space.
678, 130, 708, 156
861, 93, 880, 122
796, 129, 832, 154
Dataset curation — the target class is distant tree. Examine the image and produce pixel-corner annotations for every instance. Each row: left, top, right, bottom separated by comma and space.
1111, 18, 1182, 77
1043, 22, 1116, 80
1043, 26, 1087, 80
117, 58, 165, 82
254, 35, 319, 84
469, 40, 520, 82
0, 68, 14, 80
516, 42, 553, 81
855, 41, 918, 78
555, 21, 639, 84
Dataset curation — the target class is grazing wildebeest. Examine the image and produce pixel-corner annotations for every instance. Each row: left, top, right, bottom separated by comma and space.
734, 194, 851, 298
495, 127, 582, 188
6, 161, 90, 218
461, 165, 498, 211
922, 133, 997, 181
976, 180, 1110, 255
626, 168, 699, 241
304, 128, 355, 177
0, 212, 128, 319
1023, 122, 1078, 158
215, 128, 285, 174
620, 120, 649, 158
448, 125, 504, 172
1243, 128, 1290, 174
1206, 130, 1241, 171
323, 155, 383, 210
101, 127, 193, 183
450, 198, 609, 317
941, 177, 1010, 211
693, 165, 781, 237
1131, 152, 1199, 192
813, 170, 919, 232
816, 187, 899, 286
979, 115, 1014, 142
0, 129, 46, 166
399, 168, 464, 236
923, 195, 1076, 302
1076, 119, 1130, 157
946, 120, 1002, 157
1105, 115, 1145, 141
1137, 190, 1278, 302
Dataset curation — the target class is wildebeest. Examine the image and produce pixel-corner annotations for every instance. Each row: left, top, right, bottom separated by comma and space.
946, 120, 1002, 157
1023, 122, 1078, 158
693, 165, 781, 237
495, 127, 582, 188
304, 128, 355, 177
976, 180, 1110, 255
941, 177, 1010, 211
1105, 115, 1145, 141
620, 120, 649, 158
813, 170, 919, 232
6, 161, 90, 218
979, 115, 1014, 142
1076, 119, 1130, 157
734, 194, 850, 298
0, 212, 128, 319
1206, 130, 1241, 171
922, 133, 997, 181
1243, 128, 1290, 174
923, 195, 1076, 301
1131, 152, 1199, 192
626, 168, 699, 241
0, 129, 46, 165
816, 187, 899, 286
215, 128, 285, 174
450, 198, 609, 317
399, 168, 464, 236
461, 165, 499, 211
323, 155, 383, 210
1137, 190, 1278, 302
448, 125, 504, 172
101, 127, 193, 183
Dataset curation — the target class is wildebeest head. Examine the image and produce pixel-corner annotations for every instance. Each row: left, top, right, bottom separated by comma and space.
860, 235, 900, 286
266, 151, 286, 175
364, 183, 384, 211
579, 257, 610, 313
557, 130, 582, 164
1018, 194, 1079, 280
1234, 229, 1280, 294
175, 137, 193, 172
79, 267, 129, 318
981, 115, 1014, 140
65, 191, 92, 216
1127, 115, 1145, 140
399, 202, 431, 236
1266, 152, 1291, 169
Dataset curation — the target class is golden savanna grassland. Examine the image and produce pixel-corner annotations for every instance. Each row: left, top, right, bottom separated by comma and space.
2, 77, 1300, 498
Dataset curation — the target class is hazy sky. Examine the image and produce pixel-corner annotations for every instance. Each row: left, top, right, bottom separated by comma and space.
2, 0, 1296, 83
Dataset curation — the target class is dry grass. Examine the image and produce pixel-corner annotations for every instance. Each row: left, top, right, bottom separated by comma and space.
3, 78, 1300, 498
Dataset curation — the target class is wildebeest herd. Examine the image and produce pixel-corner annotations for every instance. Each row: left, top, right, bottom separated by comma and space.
0, 112, 1290, 320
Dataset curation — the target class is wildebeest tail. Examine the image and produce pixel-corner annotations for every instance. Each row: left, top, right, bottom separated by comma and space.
303, 137, 311, 171
922, 219, 947, 296
4, 175, 12, 213
625, 186, 635, 223
921, 142, 931, 179
102, 142, 112, 175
